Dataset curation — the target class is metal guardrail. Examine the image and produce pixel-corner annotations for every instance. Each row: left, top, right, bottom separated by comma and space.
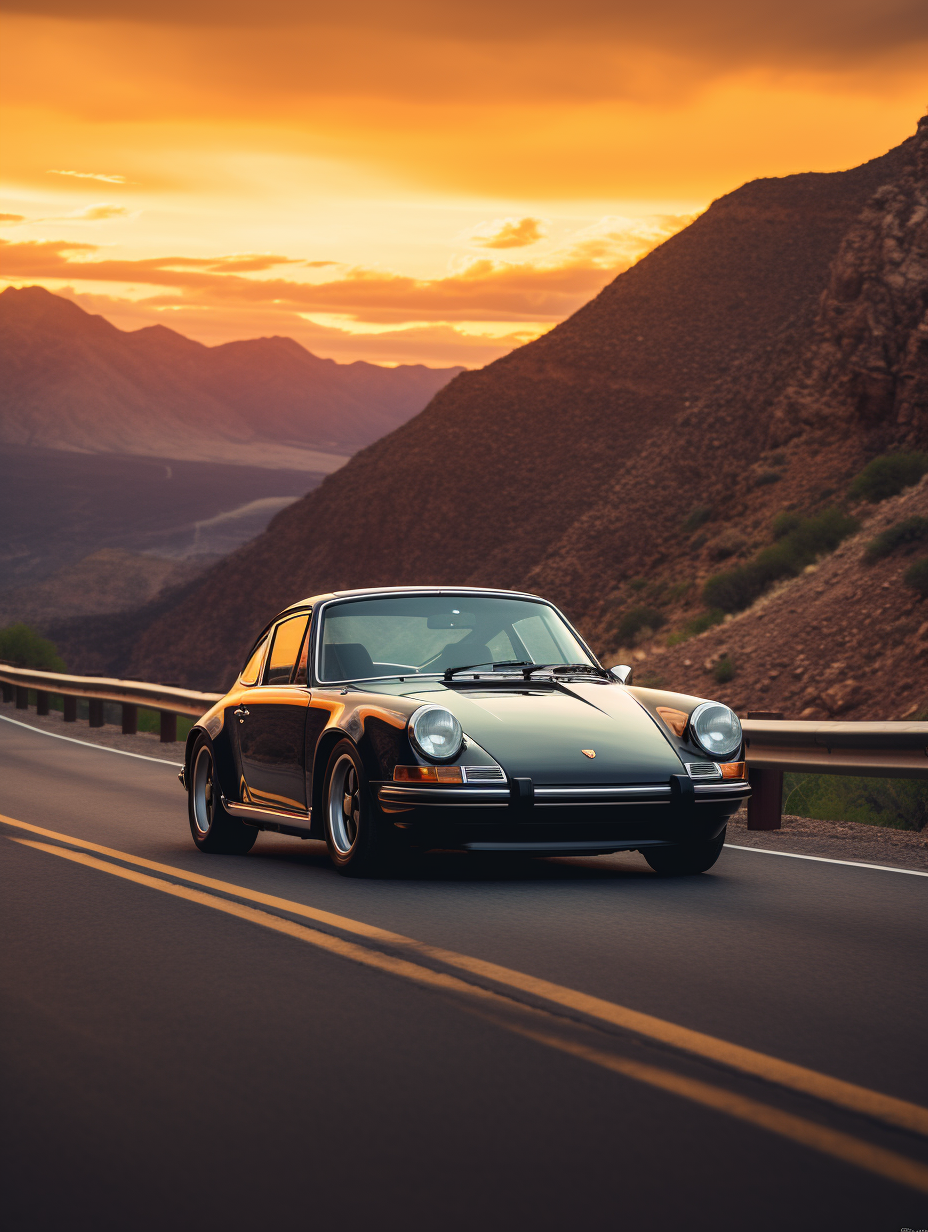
0, 663, 220, 742
1, 664, 926, 828
741, 718, 928, 829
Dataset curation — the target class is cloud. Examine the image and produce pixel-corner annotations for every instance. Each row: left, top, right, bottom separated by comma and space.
0, 214, 25, 224
0, 215, 693, 327
67, 203, 130, 220
48, 169, 127, 183
472, 217, 545, 249
5, 2, 925, 65
0, 239, 607, 322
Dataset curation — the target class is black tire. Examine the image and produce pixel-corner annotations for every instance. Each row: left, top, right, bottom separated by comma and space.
187, 736, 258, 854
643, 828, 726, 876
323, 739, 389, 876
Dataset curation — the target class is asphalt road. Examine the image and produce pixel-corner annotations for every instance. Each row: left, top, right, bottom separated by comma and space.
2, 718, 927, 1232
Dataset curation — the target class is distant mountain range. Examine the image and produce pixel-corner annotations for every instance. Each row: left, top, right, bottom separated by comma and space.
0, 288, 464, 472
46, 119, 928, 719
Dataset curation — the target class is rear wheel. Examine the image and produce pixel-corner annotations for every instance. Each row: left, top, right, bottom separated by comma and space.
188, 737, 257, 854
643, 828, 726, 876
324, 739, 388, 876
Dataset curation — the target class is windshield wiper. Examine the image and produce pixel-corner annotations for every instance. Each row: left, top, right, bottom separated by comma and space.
443, 660, 530, 681
521, 663, 612, 680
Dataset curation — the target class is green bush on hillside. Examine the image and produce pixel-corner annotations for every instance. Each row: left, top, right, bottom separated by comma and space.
703, 508, 859, 613
614, 605, 666, 645
864, 516, 928, 563
682, 506, 711, 534
0, 624, 65, 671
903, 556, 928, 598
666, 608, 725, 646
713, 654, 735, 683
848, 452, 928, 503
784, 772, 928, 831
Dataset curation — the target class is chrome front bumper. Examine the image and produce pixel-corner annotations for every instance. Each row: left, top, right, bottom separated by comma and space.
378, 779, 750, 809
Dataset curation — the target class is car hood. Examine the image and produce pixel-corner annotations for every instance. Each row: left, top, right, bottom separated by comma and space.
404, 681, 685, 785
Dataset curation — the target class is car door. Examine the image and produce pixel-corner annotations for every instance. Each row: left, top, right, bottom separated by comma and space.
235, 613, 311, 813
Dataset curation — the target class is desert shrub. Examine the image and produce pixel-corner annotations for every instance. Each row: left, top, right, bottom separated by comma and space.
754, 471, 782, 487
682, 506, 711, 533
0, 623, 65, 671
783, 773, 928, 831
713, 655, 735, 683
865, 517, 928, 563
848, 452, 928, 503
703, 508, 859, 612
627, 578, 648, 592
615, 605, 666, 644
771, 510, 802, 539
666, 579, 692, 600
666, 608, 725, 645
903, 556, 928, 598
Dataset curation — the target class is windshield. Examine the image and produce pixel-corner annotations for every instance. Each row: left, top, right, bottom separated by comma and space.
317, 594, 595, 682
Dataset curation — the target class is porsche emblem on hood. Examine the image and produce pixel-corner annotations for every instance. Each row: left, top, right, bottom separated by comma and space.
581, 749, 596, 758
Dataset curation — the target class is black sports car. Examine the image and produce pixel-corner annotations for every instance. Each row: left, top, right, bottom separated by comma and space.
180, 587, 749, 875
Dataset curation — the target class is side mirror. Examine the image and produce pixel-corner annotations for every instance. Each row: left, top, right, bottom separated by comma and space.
610, 664, 633, 685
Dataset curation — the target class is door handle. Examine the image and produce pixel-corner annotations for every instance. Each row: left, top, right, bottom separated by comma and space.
233, 707, 250, 722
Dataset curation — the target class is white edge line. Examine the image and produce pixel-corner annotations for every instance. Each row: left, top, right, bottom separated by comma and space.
725, 842, 928, 877
0, 713, 184, 768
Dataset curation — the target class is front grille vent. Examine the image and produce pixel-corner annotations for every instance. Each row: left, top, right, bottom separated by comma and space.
686, 762, 722, 779
462, 765, 506, 782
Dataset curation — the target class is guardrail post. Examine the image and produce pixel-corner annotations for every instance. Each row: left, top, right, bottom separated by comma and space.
15, 686, 28, 710
63, 696, 77, 722
2, 682, 12, 703
160, 711, 177, 743
747, 769, 783, 829
122, 703, 138, 736
88, 699, 104, 728
36, 690, 50, 716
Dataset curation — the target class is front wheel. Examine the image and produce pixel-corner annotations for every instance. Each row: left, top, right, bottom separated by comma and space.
188, 737, 257, 854
324, 740, 388, 876
643, 828, 726, 876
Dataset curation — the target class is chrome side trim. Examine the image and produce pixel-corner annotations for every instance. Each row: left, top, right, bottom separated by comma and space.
222, 796, 312, 826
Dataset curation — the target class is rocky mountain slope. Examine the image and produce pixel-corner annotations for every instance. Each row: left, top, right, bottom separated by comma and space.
86, 118, 927, 698
0, 288, 463, 471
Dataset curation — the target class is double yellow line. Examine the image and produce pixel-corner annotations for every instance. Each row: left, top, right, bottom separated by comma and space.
4, 812, 928, 1194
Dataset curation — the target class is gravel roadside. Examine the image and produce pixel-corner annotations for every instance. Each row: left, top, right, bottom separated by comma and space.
3, 700, 926, 873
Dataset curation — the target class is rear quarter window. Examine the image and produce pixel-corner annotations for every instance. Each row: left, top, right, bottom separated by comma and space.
240, 636, 268, 686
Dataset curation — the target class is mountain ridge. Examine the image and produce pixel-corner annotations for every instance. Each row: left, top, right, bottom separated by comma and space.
0, 286, 464, 470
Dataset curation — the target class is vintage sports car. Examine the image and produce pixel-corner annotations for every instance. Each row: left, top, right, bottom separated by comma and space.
180, 587, 750, 875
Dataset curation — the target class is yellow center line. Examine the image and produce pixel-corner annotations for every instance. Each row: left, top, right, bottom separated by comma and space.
10, 833, 928, 1198
2, 811, 927, 1139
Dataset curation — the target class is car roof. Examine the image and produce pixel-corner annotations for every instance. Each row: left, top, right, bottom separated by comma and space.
279, 585, 545, 615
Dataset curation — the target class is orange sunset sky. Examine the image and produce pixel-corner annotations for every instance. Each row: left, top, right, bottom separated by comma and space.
1, 1, 925, 367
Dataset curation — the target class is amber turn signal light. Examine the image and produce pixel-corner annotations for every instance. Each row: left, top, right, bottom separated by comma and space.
719, 762, 746, 779
393, 765, 463, 783
656, 706, 688, 737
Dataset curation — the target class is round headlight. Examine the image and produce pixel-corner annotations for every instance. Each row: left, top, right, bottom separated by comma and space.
409, 705, 464, 763
690, 702, 742, 759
